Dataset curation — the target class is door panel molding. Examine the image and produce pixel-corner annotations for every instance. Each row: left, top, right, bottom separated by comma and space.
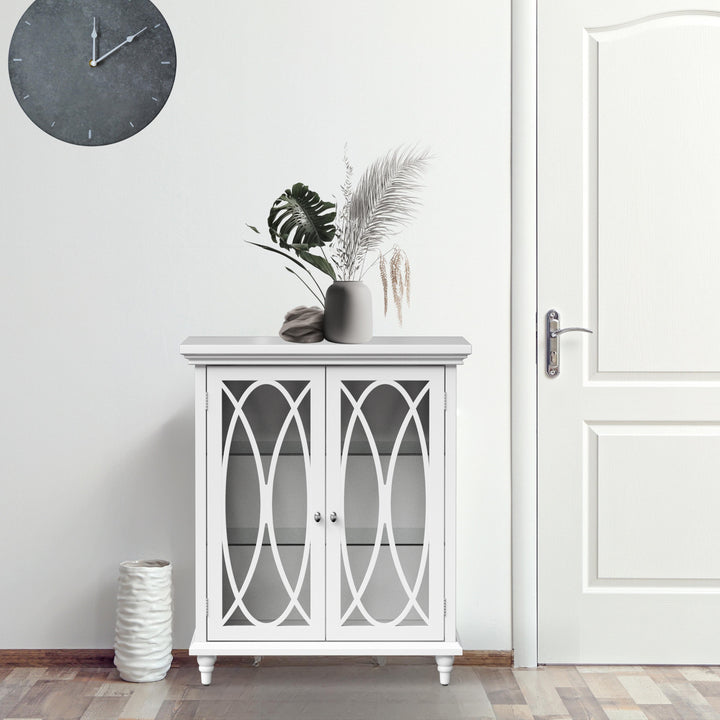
587, 9, 720, 35
587, 422, 720, 589
590, 13, 720, 377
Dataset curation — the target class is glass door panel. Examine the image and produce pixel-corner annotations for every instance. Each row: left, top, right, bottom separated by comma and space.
207, 367, 324, 641
326, 367, 445, 641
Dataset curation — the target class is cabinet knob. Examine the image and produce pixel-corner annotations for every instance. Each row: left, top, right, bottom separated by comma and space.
330, 512, 337, 523
313, 512, 321, 523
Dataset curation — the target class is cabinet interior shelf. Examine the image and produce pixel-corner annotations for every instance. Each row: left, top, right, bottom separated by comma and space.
222, 618, 428, 627
227, 527, 425, 546
227, 440, 423, 456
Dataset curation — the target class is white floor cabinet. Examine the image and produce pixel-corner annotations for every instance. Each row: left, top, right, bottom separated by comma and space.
180, 337, 471, 685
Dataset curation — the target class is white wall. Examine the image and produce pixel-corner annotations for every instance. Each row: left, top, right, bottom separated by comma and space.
0, 0, 510, 650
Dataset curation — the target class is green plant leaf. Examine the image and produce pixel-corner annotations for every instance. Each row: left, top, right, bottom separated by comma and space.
299, 250, 337, 280
245, 240, 327, 299
245, 239, 307, 272
246, 224, 261, 234
285, 267, 325, 306
268, 183, 336, 254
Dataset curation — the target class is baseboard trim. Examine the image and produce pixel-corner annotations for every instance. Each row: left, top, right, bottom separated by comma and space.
456, 650, 513, 667
0, 650, 119, 667
0, 649, 513, 668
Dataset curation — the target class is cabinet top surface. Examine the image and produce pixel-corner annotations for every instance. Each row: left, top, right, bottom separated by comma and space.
180, 336, 472, 366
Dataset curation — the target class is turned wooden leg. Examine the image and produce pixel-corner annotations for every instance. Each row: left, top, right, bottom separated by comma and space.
197, 655, 216, 686
435, 655, 454, 686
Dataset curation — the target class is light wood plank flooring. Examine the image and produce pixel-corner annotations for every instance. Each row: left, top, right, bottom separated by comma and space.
2, 661, 720, 719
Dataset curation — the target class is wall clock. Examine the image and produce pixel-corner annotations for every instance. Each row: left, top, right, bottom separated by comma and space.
8, 0, 176, 146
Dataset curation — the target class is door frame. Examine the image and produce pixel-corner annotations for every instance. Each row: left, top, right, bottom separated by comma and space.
511, 0, 538, 668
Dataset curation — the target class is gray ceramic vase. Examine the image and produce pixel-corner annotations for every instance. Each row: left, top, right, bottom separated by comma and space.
323, 281, 372, 343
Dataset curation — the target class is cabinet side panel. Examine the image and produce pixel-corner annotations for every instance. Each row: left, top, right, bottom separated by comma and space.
194, 366, 208, 641
444, 366, 458, 644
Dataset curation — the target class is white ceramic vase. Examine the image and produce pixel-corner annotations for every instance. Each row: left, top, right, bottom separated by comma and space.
114, 559, 173, 682
323, 280, 373, 343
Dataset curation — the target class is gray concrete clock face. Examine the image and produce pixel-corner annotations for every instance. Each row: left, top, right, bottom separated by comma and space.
8, 0, 176, 146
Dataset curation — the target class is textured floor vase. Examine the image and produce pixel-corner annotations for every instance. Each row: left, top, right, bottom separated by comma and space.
114, 560, 173, 682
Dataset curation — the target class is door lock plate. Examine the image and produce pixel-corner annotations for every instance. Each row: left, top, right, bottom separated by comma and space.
546, 310, 560, 377
545, 309, 593, 377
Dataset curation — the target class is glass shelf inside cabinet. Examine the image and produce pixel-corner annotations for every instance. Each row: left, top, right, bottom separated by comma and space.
227, 439, 423, 456
344, 527, 425, 546
226, 527, 308, 546
226, 527, 426, 547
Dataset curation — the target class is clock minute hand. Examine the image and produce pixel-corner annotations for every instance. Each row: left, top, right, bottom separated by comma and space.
91, 18, 97, 65
91, 26, 147, 66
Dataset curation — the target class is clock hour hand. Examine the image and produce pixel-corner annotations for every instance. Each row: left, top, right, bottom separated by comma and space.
90, 26, 147, 66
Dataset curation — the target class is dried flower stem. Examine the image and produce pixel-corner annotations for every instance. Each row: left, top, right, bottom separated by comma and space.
378, 251, 388, 316
390, 249, 404, 324
404, 252, 411, 305
378, 245, 411, 325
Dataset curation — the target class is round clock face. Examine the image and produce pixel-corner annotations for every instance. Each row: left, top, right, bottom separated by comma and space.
8, 0, 176, 146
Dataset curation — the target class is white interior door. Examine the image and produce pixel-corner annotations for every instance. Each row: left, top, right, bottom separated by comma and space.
538, 0, 720, 663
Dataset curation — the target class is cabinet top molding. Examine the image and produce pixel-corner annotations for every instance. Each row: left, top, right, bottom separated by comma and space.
180, 336, 472, 366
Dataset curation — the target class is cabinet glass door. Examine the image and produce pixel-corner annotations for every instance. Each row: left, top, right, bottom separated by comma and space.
326, 367, 445, 641
206, 367, 324, 641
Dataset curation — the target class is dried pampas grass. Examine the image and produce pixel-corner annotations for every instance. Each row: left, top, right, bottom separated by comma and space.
379, 251, 388, 317
334, 146, 429, 282
379, 246, 411, 325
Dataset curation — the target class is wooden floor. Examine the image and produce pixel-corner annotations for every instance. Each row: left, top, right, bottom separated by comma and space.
2, 661, 720, 719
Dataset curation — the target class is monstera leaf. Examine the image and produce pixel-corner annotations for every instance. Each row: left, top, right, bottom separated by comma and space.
268, 183, 336, 253
246, 183, 337, 306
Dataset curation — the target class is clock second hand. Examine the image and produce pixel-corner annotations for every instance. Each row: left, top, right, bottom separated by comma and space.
90, 26, 147, 66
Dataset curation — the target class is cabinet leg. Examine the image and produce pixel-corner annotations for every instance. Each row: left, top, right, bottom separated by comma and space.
197, 655, 216, 686
435, 655, 454, 686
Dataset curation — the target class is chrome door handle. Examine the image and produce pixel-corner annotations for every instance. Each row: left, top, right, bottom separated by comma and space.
329, 512, 337, 523
550, 327, 593, 338
546, 309, 593, 377
314, 512, 321, 523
